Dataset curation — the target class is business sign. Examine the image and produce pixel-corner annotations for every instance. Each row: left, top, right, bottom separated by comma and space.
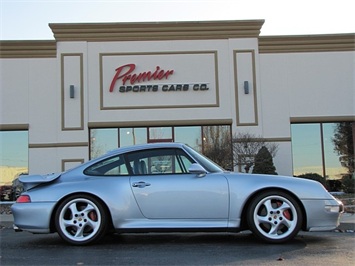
100, 52, 219, 109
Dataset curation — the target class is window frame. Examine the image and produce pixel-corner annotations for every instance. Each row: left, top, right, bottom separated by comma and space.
124, 148, 195, 176
83, 154, 129, 176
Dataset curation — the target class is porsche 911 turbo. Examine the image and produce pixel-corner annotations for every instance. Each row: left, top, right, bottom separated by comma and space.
12, 142, 344, 245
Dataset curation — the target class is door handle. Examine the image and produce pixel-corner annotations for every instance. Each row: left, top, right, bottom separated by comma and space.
132, 181, 151, 188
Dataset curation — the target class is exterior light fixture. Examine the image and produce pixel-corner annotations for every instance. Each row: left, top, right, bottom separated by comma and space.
244, 81, 249, 94
69, 85, 75, 98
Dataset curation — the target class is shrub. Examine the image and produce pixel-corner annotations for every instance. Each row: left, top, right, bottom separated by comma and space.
252, 146, 277, 175
342, 174, 355, 193
296, 173, 326, 187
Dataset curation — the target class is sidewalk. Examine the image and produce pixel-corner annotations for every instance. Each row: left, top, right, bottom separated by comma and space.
1, 212, 354, 231
336, 212, 355, 231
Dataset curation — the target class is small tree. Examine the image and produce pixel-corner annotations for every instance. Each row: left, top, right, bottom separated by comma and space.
202, 126, 233, 170
252, 146, 277, 175
233, 132, 278, 173
332, 122, 354, 175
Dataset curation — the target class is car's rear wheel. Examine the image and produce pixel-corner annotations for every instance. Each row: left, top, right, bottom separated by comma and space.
247, 190, 303, 243
55, 194, 108, 245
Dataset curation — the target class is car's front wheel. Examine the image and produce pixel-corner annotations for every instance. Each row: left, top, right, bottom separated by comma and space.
247, 190, 303, 243
55, 194, 108, 245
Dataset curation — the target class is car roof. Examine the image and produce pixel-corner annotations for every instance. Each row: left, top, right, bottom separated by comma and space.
66, 142, 188, 173
105, 142, 187, 156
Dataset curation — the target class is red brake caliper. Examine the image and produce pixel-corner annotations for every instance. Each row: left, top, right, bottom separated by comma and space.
89, 211, 97, 221
277, 201, 291, 220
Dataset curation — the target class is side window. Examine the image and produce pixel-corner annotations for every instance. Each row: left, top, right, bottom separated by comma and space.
84, 155, 128, 176
151, 154, 173, 174
126, 148, 194, 175
175, 151, 194, 173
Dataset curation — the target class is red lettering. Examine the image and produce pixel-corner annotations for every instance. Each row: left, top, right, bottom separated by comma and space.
109, 64, 175, 92
109, 64, 135, 92
164, 70, 174, 79
157, 70, 165, 79
152, 66, 161, 79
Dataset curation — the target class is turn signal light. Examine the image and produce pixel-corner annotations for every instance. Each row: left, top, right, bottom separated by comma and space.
16, 195, 31, 203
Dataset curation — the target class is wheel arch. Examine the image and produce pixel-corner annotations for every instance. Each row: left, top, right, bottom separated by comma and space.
49, 192, 114, 233
239, 187, 308, 231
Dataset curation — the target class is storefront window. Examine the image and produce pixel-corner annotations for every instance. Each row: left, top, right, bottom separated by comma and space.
90, 128, 118, 159
174, 126, 202, 151
291, 124, 323, 176
291, 122, 354, 180
0, 130, 28, 201
323, 123, 349, 179
120, 128, 147, 146
90, 125, 232, 166
148, 127, 172, 142
202, 125, 232, 170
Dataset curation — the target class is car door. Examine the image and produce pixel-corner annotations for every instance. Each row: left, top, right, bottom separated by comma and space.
128, 148, 229, 219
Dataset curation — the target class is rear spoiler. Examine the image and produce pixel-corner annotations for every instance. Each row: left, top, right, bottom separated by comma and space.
19, 173, 61, 190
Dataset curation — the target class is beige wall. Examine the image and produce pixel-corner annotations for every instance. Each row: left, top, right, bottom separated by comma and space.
0, 21, 354, 175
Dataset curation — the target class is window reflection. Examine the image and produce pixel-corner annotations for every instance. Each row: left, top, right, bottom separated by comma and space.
120, 128, 147, 146
202, 125, 232, 170
0, 131, 28, 200
174, 126, 201, 151
148, 127, 172, 142
90, 129, 118, 159
323, 123, 348, 179
89, 125, 232, 166
291, 124, 323, 176
291, 122, 354, 180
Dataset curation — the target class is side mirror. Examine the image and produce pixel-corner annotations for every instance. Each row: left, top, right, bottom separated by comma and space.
188, 163, 207, 177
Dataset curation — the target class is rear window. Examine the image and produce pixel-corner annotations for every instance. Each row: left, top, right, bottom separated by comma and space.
84, 154, 128, 176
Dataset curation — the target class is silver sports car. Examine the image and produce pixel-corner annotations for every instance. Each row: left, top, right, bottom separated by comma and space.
12, 142, 344, 245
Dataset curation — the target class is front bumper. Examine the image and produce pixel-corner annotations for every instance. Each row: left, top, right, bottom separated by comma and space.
302, 198, 344, 232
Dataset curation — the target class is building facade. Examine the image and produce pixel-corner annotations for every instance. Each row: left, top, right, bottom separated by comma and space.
0, 20, 354, 186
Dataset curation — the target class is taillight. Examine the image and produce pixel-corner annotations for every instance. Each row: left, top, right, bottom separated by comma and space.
16, 195, 31, 203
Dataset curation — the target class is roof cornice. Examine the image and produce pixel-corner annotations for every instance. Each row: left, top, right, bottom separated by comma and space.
1, 22, 354, 58
0, 40, 57, 58
49, 20, 265, 42
259, 33, 355, 53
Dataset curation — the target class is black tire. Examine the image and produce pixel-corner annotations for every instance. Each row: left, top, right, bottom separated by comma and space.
246, 190, 303, 243
55, 194, 108, 245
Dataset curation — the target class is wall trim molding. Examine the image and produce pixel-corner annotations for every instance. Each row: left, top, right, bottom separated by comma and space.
259, 33, 355, 53
49, 20, 265, 42
0, 124, 29, 131
29, 142, 89, 149
290, 116, 355, 123
88, 119, 233, 128
0, 40, 57, 58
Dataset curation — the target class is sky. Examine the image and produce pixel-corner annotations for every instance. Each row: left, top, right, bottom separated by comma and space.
0, 0, 354, 40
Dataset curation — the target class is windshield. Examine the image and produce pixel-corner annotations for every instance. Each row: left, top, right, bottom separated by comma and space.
184, 145, 224, 173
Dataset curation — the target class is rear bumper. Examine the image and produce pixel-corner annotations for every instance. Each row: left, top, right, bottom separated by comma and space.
11, 202, 56, 233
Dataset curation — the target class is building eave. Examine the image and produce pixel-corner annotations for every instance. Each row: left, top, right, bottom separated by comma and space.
49, 20, 265, 42
0, 40, 57, 58
259, 33, 355, 53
